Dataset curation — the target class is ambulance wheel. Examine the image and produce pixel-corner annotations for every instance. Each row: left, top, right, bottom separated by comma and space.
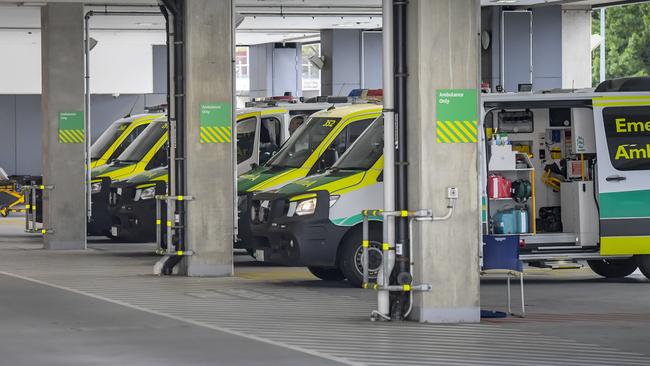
0, 209, 8, 217
307, 266, 345, 281
587, 258, 637, 278
338, 228, 383, 288
635, 255, 650, 280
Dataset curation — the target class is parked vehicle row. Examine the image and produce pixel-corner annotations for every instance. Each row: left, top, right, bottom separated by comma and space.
86, 79, 650, 286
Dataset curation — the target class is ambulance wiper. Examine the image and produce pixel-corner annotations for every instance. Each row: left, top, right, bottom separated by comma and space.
329, 167, 364, 172
114, 159, 139, 165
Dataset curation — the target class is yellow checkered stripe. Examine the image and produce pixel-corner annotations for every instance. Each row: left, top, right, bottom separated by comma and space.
436, 120, 478, 143
58, 129, 85, 144
200, 126, 232, 143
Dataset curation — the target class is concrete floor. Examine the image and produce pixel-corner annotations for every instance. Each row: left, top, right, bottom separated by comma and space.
1, 214, 649, 365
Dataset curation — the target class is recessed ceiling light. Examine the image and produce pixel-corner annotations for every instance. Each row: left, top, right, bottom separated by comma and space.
495, 0, 517, 3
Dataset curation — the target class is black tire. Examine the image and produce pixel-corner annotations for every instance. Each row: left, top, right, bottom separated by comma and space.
587, 258, 637, 278
636, 255, 650, 280
338, 228, 383, 288
307, 266, 346, 281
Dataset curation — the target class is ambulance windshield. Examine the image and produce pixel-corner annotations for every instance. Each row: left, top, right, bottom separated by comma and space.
115, 121, 167, 163
91, 122, 129, 160
267, 117, 342, 168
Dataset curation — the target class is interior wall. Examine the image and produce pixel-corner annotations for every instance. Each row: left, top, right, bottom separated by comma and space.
249, 43, 273, 98
362, 31, 382, 89
332, 29, 362, 95
502, 10, 533, 92
152, 44, 168, 94
0, 29, 164, 94
532, 6, 563, 90
320, 29, 383, 96
561, 8, 592, 89
482, 6, 564, 92
481, 6, 501, 90
0, 39, 167, 176
272, 45, 302, 97
249, 43, 302, 98
0, 93, 165, 176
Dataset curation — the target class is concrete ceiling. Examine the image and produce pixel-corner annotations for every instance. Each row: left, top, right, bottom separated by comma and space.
0, 0, 643, 45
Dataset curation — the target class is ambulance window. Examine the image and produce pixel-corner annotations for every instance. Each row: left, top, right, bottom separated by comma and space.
260, 117, 282, 164
289, 116, 305, 135
91, 122, 127, 159
334, 116, 384, 171
116, 122, 167, 163
146, 144, 168, 170
603, 106, 650, 171
261, 117, 281, 146
107, 124, 149, 161
314, 118, 374, 173
346, 118, 374, 145
267, 117, 342, 168
237, 117, 257, 164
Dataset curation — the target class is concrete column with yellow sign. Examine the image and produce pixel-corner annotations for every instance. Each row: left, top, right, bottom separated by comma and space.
41, 3, 86, 250
180, 0, 235, 276
406, 0, 481, 322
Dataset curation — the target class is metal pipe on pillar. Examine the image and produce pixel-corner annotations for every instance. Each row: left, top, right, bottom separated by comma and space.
84, 13, 92, 222
376, 0, 396, 320
393, 0, 410, 320
160, 0, 187, 253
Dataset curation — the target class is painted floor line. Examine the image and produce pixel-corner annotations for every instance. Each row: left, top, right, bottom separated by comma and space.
0, 270, 361, 366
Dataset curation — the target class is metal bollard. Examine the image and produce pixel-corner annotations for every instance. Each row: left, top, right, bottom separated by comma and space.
24, 183, 54, 234
362, 212, 369, 287
155, 195, 194, 256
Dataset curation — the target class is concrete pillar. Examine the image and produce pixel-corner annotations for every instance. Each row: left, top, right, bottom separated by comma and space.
41, 3, 86, 250
182, 0, 234, 276
320, 29, 362, 96
406, 0, 481, 323
561, 7, 592, 89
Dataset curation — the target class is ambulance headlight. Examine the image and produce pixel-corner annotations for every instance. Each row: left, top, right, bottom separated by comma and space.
91, 182, 102, 194
295, 198, 317, 216
134, 187, 156, 201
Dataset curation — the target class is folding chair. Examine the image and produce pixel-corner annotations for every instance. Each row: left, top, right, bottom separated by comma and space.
482, 235, 525, 317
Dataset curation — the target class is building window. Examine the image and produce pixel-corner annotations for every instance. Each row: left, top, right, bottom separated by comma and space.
236, 46, 250, 92
302, 43, 321, 92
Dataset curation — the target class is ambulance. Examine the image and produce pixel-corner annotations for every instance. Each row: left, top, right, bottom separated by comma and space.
236, 104, 382, 251
91, 113, 164, 169
245, 116, 385, 286
107, 104, 332, 242
480, 76, 650, 279
245, 76, 650, 284
88, 117, 169, 236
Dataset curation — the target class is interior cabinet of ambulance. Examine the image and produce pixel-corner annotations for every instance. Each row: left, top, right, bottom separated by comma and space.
484, 103, 599, 254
